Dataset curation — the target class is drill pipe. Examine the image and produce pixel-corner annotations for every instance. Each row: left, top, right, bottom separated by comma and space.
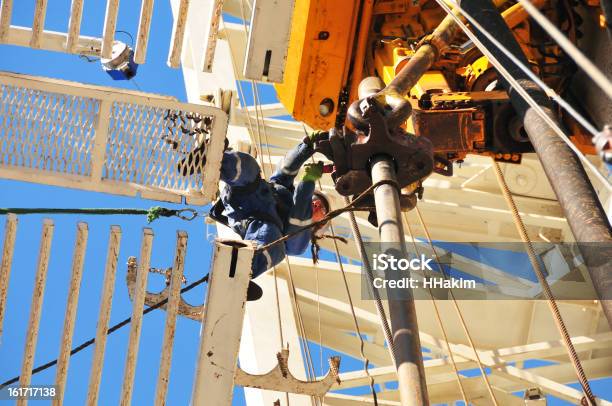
371, 155, 429, 406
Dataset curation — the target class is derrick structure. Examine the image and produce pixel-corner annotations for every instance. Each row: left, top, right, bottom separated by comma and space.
0, 0, 610, 405
171, 1, 612, 404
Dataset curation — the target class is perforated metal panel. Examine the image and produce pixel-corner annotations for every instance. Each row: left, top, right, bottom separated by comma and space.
0, 71, 228, 204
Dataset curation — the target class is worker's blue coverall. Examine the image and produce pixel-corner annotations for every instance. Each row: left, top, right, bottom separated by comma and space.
218, 141, 315, 277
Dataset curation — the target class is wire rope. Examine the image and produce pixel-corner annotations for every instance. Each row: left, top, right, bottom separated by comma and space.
402, 213, 470, 405
492, 160, 597, 405
516, 0, 612, 100
414, 206, 500, 405
310, 156, 380, 405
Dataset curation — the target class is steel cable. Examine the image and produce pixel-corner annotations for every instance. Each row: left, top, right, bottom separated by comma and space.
344, 200, 397, 365
516, 0, 612, 100
311, 169, 380, 404
402, 213, 470, 406
414, 206, 500, 406
492, 160, 597, 405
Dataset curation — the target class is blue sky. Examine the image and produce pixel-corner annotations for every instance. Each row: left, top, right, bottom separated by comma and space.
0, 1, 610, 405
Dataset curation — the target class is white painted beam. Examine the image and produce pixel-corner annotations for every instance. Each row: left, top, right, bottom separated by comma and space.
201, 0, 224, 72
192, 239, 256, 405
54, 223, 88, 406
120, 228, 153, 405
66, 0, 84, 52
30, 0, 48, 48
102, 0, 120, 58
0, 214, 17, 341
243, 0, 295, 82
134, 0, 155, 64
154, 231, 187, 405
0, 0, 13, 41
18, 219, 54, 405
87, 226, 121, 405
167, 0, 190, 68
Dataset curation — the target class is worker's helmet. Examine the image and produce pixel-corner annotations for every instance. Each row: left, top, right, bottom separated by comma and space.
312, 191, 330, 237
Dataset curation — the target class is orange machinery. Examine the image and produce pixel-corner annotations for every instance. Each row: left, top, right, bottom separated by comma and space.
274, 0, 599, 164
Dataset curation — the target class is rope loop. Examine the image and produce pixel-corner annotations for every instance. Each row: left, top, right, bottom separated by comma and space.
175, 208, 199, 221
146, 206, 178, 223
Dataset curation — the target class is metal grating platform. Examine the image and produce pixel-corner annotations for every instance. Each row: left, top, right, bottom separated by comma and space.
0, 71, 228, 204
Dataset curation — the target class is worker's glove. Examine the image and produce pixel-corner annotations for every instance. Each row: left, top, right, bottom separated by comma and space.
303, 130, 329, 147
302, 161, 324, 182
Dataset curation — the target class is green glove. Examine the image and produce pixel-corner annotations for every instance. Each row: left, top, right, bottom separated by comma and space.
302, 161, 324, 182
303, 130, 329, 147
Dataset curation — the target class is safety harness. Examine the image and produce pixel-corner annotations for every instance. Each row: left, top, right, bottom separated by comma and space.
208, 176, 289, 236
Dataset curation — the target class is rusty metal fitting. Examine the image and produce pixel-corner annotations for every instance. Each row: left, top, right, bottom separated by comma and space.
333, 99, 434, 196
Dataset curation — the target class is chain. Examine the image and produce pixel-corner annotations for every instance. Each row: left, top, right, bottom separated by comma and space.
147, 266, 187, 286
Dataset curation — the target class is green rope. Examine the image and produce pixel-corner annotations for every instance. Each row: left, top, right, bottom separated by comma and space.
0, 206, 197, 223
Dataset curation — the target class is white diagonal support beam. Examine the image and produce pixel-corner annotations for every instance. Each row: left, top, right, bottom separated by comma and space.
66, 0, 84, 52
54, 223, 88, 406
101, 0, 120, 58
18, 219, 54, 406
154, 231, 187, 405
0, 213, 17, 340
30, 0, 47, 48
134, 0, 155, 64
120, 228, 153, 405
87, 226, 122, 405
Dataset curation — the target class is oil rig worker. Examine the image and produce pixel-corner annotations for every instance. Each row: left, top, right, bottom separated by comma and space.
179, 131, 331, 300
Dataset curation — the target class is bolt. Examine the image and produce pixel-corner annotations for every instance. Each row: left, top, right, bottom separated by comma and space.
318, 31, 330, 40
319, 98, 335, 116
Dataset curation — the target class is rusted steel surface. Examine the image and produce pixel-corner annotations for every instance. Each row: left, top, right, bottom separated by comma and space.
0, 214, 17, 340
234, 348, 341, 397
120, 228, 153, 405
412, 108, 485, 154
126, 256, 204, 321
87, 226, 122, 405
54, 222, 89, 406
18, 220, 54, 406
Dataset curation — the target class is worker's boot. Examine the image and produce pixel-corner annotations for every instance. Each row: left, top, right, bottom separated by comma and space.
247, 280, 263, 301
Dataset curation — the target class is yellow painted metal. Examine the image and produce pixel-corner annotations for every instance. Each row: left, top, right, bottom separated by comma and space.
274, 0, 360, 130
410, 71, 451, 99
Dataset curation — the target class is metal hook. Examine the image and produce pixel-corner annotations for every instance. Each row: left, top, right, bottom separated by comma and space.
234, 348, 341, 398
126, 257, 204, 321
176, 208, 199, 221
